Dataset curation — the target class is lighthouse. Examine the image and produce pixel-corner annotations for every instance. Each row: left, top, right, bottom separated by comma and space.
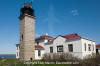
19, 3, 35, 61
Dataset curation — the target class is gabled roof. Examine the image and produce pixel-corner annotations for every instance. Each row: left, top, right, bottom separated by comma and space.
16, 44, 44, 50
96, 44, 100, 47
45, 33, 81, 44
62, 33, 81, 40
35, 35, 54, 41
35, 45, 44, 50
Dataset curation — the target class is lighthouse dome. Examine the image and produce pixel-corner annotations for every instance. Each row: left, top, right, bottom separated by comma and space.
20, 3, 34, 16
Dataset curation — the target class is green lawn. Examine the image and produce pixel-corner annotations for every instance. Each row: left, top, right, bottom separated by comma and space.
33, 64, 70, 66
0, 59, 71, 66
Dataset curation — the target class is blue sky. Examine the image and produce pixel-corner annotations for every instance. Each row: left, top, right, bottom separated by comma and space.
0, 0, 100, 54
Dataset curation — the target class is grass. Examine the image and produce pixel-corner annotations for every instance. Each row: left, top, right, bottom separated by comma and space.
1, 54, 100, 66
33, 64, 70, 66
0, 59, 71, 66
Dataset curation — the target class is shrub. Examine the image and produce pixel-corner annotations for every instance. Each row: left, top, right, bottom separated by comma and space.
42, 53, 100, 66
78, 53, 100, 66
42, 53, 80, 62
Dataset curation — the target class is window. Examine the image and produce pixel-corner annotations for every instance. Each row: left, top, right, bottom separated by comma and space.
88, 44, 91, 51
17, 47, 18, 50
38, 50, 41, 56
50, 47, 53, 53
92, 44, 94, 51
37, 41, 39, 45
17, 52, 18, 56
57, 45, 63, 52
68, 44, 73, 52
22, 34, 23, 41
96, 49, 99, 54
48, 40, 50, 42
84, 43, 86, 51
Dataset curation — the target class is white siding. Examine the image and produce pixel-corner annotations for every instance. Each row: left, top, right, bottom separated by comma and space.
53, 36, 66, 53
16, 35, 96, 60
36, 39, 49, 50
65, 38, 83, 59
16, 45, 19, 59
81, 38, 96, 59
44, 36, 96, 59
35, 50, 45, 60
44, 43, 53, 53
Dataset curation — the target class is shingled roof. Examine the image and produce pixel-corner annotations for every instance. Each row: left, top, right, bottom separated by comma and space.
45, 33, 81, 44
35, 45, 44, 50
62, 33, 81, 40
16, 44, 44, 50
96, 44, 100, 47
36, 35, 54, 40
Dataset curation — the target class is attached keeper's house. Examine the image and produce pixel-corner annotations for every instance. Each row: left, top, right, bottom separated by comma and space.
45, 33, 96, 59
16, 33, 96, 59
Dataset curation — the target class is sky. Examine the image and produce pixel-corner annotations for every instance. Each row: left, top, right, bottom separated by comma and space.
0, 0, 100, 54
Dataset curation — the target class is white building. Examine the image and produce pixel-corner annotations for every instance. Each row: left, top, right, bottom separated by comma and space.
35, 45, 45, 60
16, 44, 20, 59
35, 34, 54, 48
44, 33, 96, 59
16, 33, 96, 59
16, 34, 54, 60
16, 44, 45, 60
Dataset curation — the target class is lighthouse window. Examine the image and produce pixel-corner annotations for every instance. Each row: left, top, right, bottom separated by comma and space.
22, 34, 23, 40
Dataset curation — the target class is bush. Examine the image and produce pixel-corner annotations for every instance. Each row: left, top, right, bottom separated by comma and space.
42, 53, 80, 62
78, 53, 100, 66
42, 53, 100, 66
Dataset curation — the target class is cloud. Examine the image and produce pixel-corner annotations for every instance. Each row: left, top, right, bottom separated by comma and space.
71, 9, 79, 16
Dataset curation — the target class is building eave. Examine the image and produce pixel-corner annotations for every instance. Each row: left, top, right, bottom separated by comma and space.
81, 37, 95, 42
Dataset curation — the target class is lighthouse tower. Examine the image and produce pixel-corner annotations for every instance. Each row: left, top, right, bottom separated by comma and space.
19, 3, 35, 61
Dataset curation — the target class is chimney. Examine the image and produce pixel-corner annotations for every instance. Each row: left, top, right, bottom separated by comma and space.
45, 33, 48, 36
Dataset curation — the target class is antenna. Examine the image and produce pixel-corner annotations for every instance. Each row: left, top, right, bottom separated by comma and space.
24, 0, 33, 8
